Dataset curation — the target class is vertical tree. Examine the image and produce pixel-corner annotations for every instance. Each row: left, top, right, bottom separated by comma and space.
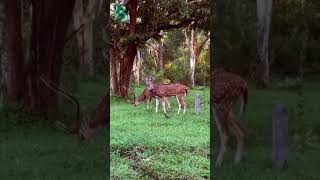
185, 29, 209, 87
256, 0, 272, 88
0, 1, 5, 101
73, 0, 103, 75
132, 49, 143, 85
1, 0, 25, 104
110, 41, 119, 94
116, 0, 138, 97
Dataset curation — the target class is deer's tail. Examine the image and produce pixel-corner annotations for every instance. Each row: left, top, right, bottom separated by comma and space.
185, 89, 188, 97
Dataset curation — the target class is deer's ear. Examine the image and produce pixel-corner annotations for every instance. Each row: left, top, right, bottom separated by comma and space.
142, 77, 145, 81
151, 76, 155, 80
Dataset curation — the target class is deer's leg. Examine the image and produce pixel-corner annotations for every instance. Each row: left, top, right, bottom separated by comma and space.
213, 107, 229, 167
176, 95, 181, 114
229, 112, 245, 164
161, 97, 167, 114
146, 97, 151, 109
155, 98, 159, 113
149, 98, 152, 109
180, 96, 187, 113
167, 97, 171, 109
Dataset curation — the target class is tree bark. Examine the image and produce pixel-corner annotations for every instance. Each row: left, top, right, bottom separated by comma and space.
110, 42, 118, 94
84, 93, 109, 130
256, 0, 272, 88
26, 0, 75, 115
190, 29, 196, 87
195, 34, 209, 64
0, 1, 4, 101
1, 0, 25, 104
158, 40, 164, 70
115, 0, 138, 98
73, 0, 97, 75
133, 49, 143, 85
116, 43, 137, 97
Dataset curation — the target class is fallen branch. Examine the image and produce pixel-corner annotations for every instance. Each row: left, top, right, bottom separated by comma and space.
40, 76, 80, 132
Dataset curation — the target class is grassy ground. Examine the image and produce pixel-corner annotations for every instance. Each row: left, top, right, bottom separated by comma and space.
111, 86, 210, 179
213, 80, 320, 180
0, 76, 107, 180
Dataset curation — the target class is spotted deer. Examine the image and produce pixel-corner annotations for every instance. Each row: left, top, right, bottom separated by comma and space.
142, 76, 188, 115
212, 69, 248, 166
134, 87, 171, 112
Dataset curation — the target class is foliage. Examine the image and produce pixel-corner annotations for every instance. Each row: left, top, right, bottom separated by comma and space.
214, 0, 320, 77
141, 29, 210, 86
110, 0, 209, 52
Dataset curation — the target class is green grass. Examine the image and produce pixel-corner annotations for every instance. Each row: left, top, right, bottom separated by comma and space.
0, 76, 107, 180
111, 86, 210, 179
213, 80, 320, 180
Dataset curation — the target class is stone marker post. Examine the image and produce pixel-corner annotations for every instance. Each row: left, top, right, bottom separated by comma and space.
272, 101, 289, 169
195, 94, 201, 115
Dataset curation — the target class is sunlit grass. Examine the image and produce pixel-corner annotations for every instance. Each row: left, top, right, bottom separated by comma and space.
0, 76, 107, 180
111, 86, 210, 179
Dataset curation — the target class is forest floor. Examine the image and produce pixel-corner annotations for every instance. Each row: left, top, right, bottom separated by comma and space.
213, 80, 320, 180
0, 75, 107, 180
111, 86, 210, 179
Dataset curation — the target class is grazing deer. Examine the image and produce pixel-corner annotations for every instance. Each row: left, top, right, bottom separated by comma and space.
212, 69, 248, 166
142, 76, 188, 115
134, 87, 171, 112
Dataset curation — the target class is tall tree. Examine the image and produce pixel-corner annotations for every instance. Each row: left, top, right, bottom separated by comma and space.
0, 1, 5, 101
132, 49, 143, 85
109, 41, 119, 94
24, 0, 76, 114
185, 29, 209, 87
256, 0, 272, 88
147, 38, 164, 70
1, 0, 25, 104
111, 0, 209, 97
73, 0, 103, 75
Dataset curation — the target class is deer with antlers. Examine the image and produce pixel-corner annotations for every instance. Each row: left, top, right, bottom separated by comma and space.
212, 69, 248, 166
135, 68, 188, 116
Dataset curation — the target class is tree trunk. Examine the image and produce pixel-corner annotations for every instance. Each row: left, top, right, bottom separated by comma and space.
158, 40, 164, 70
299, 1, 308, 81
110, 42, 118, 94
195, 33, 209, 64
26, 0, 75, 115
1, 0, 25, 104
116, 43, 137, 97
0, 1, 4, 102
115, 0, 137, 98
133, 49, 143, 85
148, 39, 164, 70
190, 29, 196, 87
73, 0, 96, 75
256, 0, 272, 88
84, 93, 109, 129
